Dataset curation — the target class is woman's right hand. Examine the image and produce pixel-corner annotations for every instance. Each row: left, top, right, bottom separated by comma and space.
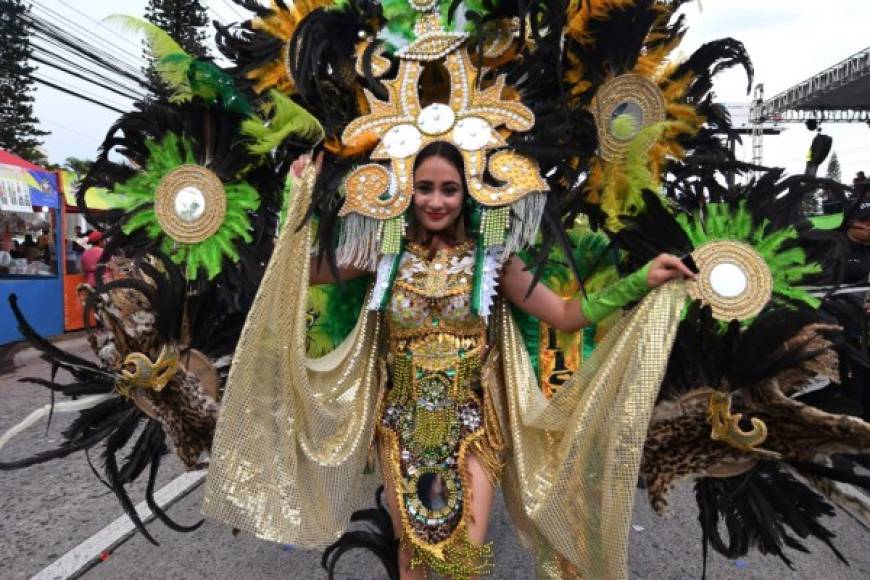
292, 151, 324, 178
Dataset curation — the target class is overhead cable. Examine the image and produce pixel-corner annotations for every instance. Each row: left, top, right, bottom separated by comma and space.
33, 0, 146, 65
30, 75, 128, 114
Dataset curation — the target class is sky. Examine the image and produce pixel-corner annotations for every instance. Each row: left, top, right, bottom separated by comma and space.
29, 1, 870, 183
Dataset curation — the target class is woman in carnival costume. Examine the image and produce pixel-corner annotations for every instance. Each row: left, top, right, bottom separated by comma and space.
4, 1, 870, 579
208, 136, 691, 579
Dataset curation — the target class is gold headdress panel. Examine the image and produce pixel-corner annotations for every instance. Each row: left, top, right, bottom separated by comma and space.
333, 9, 549, 293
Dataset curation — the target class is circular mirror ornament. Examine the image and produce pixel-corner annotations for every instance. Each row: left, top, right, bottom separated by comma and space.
687, 240, 772, 321
708, 262, 747, 298
155, 165, 226, 244
591, 73, 666, 162
609, 101, 645, 141
173, 186, 206, 222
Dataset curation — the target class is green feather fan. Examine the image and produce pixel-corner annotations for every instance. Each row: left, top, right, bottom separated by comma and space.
677, 202, 822, 310
116, 133, 259, 280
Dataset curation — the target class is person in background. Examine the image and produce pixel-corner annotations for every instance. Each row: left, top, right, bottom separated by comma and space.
71, 225, 87, 253
37, 225, 51, 248
81, 231, 107, 287
840, 201, 870, 423
37, 225, 54, 264
22, 234, 42, 261
853, 171, 868, 199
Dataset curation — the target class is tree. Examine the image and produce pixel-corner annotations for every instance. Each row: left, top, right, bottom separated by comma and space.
826, 151, 842, 183
143, 0, 210, 99
63, 156, 94, 177
0, 0, 49, 163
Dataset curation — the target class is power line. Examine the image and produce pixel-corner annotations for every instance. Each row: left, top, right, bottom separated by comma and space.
36, 72, 132, 111
30, 75, 128, 115
29, 53, 146, 101
40, 118, 102, 144
26, 15, 152, 91
26, 11, 146, 76
36, 0, 146, 61
31, 40, 138, 90
206, 5, 228, 26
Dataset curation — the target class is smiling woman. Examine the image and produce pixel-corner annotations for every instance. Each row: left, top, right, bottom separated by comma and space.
409, 142, 468, 248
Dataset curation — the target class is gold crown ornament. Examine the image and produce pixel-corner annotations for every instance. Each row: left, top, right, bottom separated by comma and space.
336, 5, 549, 272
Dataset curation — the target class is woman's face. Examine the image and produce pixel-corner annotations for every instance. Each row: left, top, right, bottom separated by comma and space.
413, 155, 464, 234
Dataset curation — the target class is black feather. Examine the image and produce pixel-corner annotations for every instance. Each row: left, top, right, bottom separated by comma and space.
321, 486, 398, 580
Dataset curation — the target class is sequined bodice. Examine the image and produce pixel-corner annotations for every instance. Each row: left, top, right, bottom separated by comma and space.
387, 241, 486, 353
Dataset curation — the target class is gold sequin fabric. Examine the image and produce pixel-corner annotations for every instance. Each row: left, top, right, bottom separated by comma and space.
202, 165, 687, 579
380, 240, 500, 578
202, 166, 385, 546
493, 283, 686, 579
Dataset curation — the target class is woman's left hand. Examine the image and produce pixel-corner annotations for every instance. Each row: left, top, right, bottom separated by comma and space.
646, 253, 697, 288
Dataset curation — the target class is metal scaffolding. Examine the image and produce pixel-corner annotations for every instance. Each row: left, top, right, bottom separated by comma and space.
747, 46, 870, 165
764, 46, 870, 116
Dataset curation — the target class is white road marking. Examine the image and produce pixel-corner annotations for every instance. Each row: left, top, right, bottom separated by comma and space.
30, 469, 207, 580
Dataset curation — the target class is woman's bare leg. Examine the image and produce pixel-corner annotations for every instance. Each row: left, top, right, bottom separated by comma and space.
462, 453, 496, 580
382, 457, 427, 580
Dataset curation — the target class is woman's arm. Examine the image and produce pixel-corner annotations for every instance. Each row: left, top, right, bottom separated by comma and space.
309, 257, 368, 285
500, 254, 695, 333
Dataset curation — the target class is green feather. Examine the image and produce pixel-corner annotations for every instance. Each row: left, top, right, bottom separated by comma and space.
105, 16, 250, 114
105, 16, 191, 99
305, 277, 369, 356
112, 132, 260, 280
622, 121, 673, 215
612, 113, 638, 141
513, 225, 621, 380
241, 90, 324, 155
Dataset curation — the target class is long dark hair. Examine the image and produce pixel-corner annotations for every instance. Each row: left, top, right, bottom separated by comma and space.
408, 141, 472, 246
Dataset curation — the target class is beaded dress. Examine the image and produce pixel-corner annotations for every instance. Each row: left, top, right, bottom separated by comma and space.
379, 241, 504, 575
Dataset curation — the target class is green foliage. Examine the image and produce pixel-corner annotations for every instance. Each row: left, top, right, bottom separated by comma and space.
826, 151, 841, 183
63, 157, 94, 176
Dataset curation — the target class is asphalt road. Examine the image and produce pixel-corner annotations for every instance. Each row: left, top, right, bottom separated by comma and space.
2, 337, 868, 580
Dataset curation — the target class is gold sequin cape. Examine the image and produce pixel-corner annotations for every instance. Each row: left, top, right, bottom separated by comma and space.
203, 171, 687, 578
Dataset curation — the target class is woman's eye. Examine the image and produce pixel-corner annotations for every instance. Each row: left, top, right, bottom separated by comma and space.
442, 186, 459, 195
415, 184, 432, 193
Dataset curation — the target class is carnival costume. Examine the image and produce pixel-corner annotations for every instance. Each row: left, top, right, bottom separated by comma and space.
3, 2, 870, 579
